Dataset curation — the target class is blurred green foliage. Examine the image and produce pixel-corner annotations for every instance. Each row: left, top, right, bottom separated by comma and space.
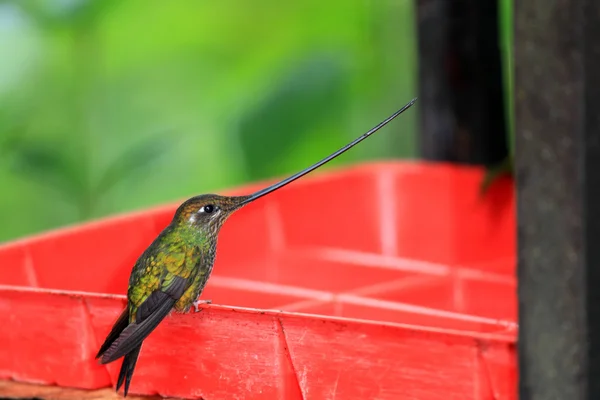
0, 0, 515, 243
0, 0, 418, 242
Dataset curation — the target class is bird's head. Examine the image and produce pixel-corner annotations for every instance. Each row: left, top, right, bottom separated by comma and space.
172, 194, 250, 234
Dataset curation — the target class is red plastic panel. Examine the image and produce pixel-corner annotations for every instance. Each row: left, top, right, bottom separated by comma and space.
214, 250, 419, 292
392, 166, 515, 264
0, 288, 111, 387
0, 288, 515, 399
280, 315, 515, 400
286, 298, 515, 337
371, 272, 516, 321
0, 162, 517, 399
0, 213, 161, 295
273, 169, 382, 253
86, 296, 302, 399
0, 244, 32, 287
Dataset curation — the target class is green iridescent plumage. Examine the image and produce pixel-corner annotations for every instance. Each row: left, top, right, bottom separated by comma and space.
128, 225, 210, 318
94, 98, 416, 398
95, 194, 247, 396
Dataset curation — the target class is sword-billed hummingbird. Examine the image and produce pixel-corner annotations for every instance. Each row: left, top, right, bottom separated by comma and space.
95, 98, 417, 396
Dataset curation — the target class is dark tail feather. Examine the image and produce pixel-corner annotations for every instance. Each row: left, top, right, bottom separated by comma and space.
116, 345, 142, 397
96, 308, 129, 359
100, 298, 175, 364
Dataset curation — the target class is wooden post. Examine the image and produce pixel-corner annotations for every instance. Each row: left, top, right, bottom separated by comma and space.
514, 0, 600, 398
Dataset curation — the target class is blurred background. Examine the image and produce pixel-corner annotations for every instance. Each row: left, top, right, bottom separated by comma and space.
0, 0, 512, 242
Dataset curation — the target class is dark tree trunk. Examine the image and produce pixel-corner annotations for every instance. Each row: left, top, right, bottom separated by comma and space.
416, 0, 508, 166
514, 0, 600, 399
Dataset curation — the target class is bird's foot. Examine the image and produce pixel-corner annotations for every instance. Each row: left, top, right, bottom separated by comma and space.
193, 299, 212, 313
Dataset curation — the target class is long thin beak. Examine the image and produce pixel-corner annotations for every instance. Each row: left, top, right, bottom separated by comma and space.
239, 97, 417, 206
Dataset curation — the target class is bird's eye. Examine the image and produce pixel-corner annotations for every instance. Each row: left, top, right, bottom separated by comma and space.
200, 205, 215, 214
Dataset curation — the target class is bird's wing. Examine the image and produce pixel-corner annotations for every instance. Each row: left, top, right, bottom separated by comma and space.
99, 242, 201, 364
95, 307, 129, 359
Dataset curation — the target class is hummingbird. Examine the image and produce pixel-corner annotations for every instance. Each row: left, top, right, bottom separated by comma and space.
95, 98, 417, 396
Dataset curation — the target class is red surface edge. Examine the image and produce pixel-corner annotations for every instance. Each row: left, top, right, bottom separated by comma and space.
0, 288, 515, 399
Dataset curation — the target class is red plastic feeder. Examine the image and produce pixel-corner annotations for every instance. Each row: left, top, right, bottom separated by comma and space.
0, 161, 516, 399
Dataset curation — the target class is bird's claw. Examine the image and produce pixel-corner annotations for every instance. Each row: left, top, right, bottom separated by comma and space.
193, 299, 212, 313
